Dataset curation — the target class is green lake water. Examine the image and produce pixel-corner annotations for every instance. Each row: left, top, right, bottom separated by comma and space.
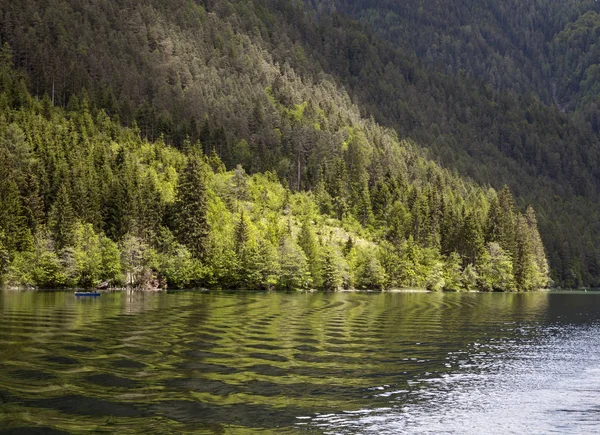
1, 290, 599, 434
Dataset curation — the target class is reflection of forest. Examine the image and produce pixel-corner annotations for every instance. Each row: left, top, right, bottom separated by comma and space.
0, 290, 581, 434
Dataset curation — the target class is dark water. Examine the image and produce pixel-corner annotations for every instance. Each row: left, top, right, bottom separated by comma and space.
0, 290, 599, 434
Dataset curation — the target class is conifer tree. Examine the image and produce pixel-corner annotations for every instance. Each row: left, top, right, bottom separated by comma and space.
297, 219, 321, 285
497, 186, 517, 255
173, 155, 209, 259
254, 240, 281, 289
0, 173, 32, 252
515, 215, 536, 290
49, 183, 75, 251
233, 210, 260, 288
525, 206, 550, 289
460, 213, 484, 266
321, 247, 343, 291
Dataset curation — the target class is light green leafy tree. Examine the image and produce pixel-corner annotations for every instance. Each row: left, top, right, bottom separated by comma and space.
278, 236, 311, 290
353, 245, 386, 290
443, 252, 463, 292
478, 242, 515, 292
461, 263, 479, 291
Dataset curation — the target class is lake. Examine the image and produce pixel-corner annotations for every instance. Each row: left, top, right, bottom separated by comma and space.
0, 290, 599, 434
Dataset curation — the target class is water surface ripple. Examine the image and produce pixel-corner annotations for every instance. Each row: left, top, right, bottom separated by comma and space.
0, 291, 598, 434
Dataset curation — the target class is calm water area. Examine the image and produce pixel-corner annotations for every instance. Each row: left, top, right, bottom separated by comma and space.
0, 290, 599, 434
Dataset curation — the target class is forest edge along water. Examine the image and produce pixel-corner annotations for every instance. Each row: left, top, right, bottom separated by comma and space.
1, 289, 599, 434
0, 46, 550, 295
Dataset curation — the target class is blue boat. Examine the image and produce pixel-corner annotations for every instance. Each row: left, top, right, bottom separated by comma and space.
74, 291, 101, 297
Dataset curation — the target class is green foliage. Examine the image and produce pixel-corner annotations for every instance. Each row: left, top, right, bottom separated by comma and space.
477, 242, 516, 292
233, 210, 271, 289
31, 250, 67, 289
297, 219, 322, 286
72, 222, 122, 288
155, 227, 204, 288
254, 240, 281, 289
0, 36, 549, 292
4, 252, 35, 287
461, 264, 479, 292
48, 183, 75, 251
351, 245, 386, 290
443, 252, 463, 292
320, 247, 344, 291
0, 0, 586, 287
99, 236, 123, 286
278, 236, 311, 290
173, 155, 209, 259
422, 248, 445, 292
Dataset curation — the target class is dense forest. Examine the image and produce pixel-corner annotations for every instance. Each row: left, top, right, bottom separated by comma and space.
314, 0, 600, 108
305, 0, 600, 286
0, 0, 595, 287
0, 43, 548, 291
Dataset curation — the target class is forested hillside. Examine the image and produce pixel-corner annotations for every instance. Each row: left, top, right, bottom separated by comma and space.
0, 0, 592, 286
0, 49, 548, 291
314, 0, 600, 108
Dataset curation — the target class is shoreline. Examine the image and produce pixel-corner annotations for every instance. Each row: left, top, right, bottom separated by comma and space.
3, 286, 588, 293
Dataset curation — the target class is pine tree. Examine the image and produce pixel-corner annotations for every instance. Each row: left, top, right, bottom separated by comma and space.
254, 240, 280, 289
0, 169, 32, 252
297, 219, 321, 285
234, 210, 251, 256
173, 155, 209, 259
321, 247, 342, 291
514, 214, 537, 291
233, 210, 259, 288
49, 183, 75, 251
525, 206, 550, 289
136, 175, 163, 242
460, 212, 484, 266
496, 186, 517, 255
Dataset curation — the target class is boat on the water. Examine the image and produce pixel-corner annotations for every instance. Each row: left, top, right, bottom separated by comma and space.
74, 291, 101, 296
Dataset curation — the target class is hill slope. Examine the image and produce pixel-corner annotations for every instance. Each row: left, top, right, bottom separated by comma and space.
0, 0, 589, 285
0, 48, 548, 291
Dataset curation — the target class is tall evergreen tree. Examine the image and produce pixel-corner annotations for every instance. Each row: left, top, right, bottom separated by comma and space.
233, 210, 260, 288
0, 151, 32, 253
321, 247, 343, 291
173, 155, 209, 259
297, 219, 321, 285
48, 183, 75, 251
525, 206, 550, 289
514, 214, 538, 291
